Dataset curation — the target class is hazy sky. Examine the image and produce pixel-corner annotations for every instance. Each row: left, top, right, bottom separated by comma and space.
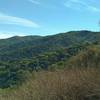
0, 0, 100, 38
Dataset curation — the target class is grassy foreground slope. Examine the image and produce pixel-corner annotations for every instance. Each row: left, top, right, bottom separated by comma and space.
0, 45, 100, 100
0, 68, 100, 100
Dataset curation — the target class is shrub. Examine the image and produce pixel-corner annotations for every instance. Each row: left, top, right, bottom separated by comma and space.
1, 68, 100, 100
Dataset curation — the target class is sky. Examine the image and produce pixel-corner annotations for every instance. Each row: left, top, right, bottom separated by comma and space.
0, 0, 100, 38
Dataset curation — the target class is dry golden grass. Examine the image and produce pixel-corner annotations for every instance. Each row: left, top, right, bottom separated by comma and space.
0, 68, 100, 100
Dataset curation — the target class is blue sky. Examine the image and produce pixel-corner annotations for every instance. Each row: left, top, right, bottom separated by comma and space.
0, 0, 100, 38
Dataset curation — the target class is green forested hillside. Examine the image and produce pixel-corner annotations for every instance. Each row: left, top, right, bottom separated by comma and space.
0, 30, 100, 88
0, 30, 100, 61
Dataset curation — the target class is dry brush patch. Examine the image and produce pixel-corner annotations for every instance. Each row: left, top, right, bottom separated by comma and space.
0, 68, 100, 100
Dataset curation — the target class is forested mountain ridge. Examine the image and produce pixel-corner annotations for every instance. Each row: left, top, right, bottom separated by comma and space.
0, 30, 100, 61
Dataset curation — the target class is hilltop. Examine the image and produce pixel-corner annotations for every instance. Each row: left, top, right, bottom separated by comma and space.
0, 30, 100, 61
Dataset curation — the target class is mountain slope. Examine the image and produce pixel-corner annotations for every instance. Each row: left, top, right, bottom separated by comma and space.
67, 45, 100, 68
0, 30, 100, 88
0, 30, 100, 61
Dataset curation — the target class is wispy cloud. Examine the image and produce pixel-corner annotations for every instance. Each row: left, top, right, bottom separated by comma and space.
27, 0, 58, 10
0, 34, 12, 39
27, 0, 40, 5
64, 0, 100, 12
0, 31, 26, 39
87, 6, 100, 12
0, 12, 39, 28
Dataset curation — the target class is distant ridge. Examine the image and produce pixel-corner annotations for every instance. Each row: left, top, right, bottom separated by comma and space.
0, 30, 100, 61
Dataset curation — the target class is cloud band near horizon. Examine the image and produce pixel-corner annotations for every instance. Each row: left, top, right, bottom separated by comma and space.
0, 12, 39, 28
